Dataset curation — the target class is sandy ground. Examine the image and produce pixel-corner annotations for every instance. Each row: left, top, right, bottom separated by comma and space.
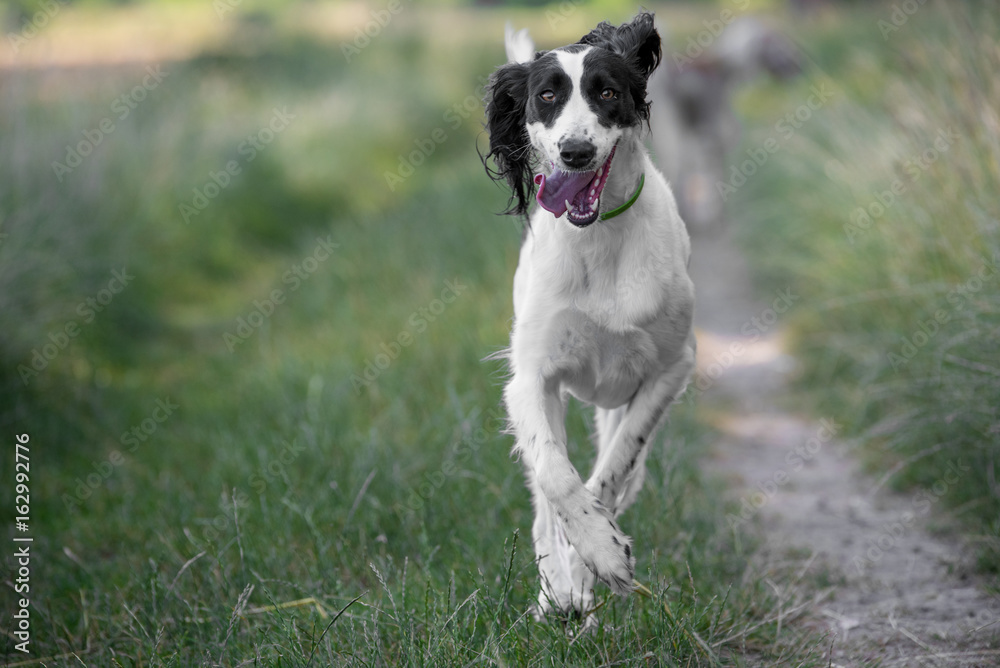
689, 225, 1000, 667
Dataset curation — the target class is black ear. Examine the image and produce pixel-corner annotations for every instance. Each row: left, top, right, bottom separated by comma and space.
618, 12, 662, 79
580, 11, 661, 78
578, 12, 662, 121
482, 62, 534, 217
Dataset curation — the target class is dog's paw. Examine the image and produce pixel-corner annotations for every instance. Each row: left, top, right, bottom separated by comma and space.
534, 564, 596, 619
530, 597, 599, 635
573, 509, 635, 595
591, 535, 635, 595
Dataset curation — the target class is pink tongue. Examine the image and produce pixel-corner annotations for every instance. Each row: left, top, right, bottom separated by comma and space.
534, 169, 596, 217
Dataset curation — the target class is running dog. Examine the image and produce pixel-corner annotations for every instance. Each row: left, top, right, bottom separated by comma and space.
482, 11, 696, 619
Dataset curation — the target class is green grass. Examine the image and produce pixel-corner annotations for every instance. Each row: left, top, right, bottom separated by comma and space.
0, 4, 834, 665
732, 0, 1000, 572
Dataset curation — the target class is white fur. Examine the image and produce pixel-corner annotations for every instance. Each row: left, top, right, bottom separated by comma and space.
526, 49, 620, 175
498, 33, 697, 621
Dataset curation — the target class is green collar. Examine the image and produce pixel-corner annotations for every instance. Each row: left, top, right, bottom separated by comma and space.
600, 173, 644, 221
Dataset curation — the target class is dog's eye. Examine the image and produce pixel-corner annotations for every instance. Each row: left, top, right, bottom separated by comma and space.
539, 90, 556, 102
601, 88, 616, 100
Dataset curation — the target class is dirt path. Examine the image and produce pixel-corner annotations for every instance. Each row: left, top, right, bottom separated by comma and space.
689, 226, 1000, 667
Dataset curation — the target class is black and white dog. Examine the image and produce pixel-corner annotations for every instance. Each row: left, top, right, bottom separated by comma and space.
483, 12, 696, 620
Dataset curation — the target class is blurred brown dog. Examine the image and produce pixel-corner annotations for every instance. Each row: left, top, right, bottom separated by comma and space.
649, 17, 801, 230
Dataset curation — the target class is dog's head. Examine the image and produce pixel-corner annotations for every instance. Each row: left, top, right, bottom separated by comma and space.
483, 12, 661, 225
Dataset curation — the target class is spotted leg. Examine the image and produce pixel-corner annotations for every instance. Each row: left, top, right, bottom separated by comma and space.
586, 340, 696, 515
505, 368, 636, 600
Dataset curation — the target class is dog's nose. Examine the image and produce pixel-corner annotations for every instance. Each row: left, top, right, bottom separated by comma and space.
559, 139, 596, 169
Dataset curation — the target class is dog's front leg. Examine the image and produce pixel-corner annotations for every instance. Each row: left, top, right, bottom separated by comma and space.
506, 371, 636, 599
587, 340, 696, 515
524, 468, 597, 617
514, 376, 590, 615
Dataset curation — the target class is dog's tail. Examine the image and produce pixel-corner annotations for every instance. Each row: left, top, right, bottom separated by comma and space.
504, 23, 535, 64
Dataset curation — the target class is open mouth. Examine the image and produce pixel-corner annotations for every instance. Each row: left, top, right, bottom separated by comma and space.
534, 146, 616, 227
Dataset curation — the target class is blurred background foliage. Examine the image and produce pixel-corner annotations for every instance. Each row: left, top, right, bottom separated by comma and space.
734, 1, 1000, 573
